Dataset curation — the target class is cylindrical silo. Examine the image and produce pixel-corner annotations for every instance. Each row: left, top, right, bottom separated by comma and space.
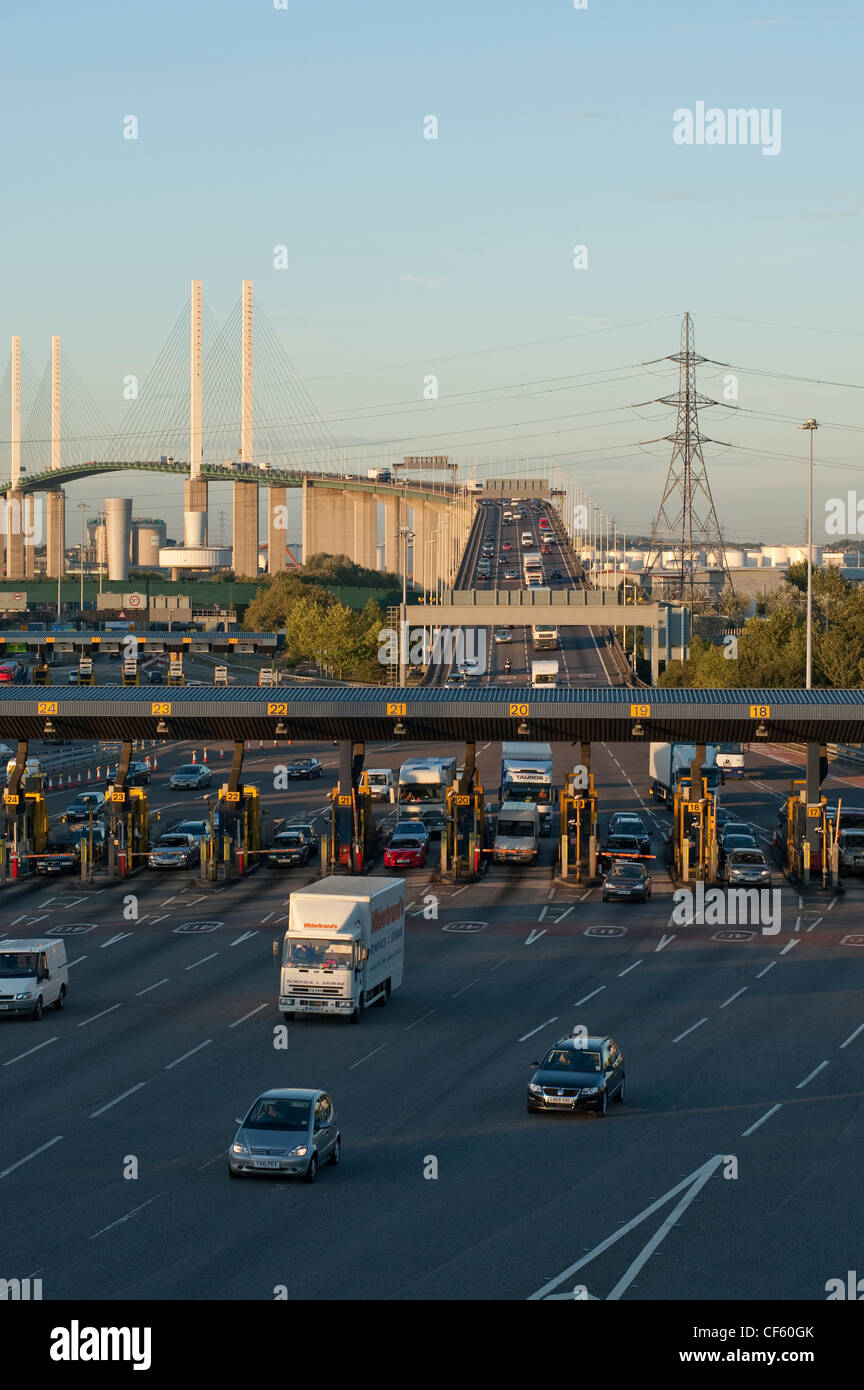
134, 520, 167, 566
105, 498, 133, 582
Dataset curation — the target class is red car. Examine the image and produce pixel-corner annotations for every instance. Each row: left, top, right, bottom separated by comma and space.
501, 542, 512, 551
383, 830, 428, 869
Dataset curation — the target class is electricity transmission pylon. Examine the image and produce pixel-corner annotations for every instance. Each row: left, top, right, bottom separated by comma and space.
641, 313, 734, 605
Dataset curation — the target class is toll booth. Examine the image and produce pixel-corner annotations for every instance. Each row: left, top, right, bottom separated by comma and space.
121, 657, 140, 686
671, 778, 718, 882
167, 654, 185, 686
78, 656, 95, 685
258, 668, 278, 686
1, 752, 48, 880
216, 783, 261, 874
105, 784, 150, 876
559, 770, 598, 883
779, 783, 829, 886
32, 661, 52, 685
443, 782, 486, 878
328, 782, 375, 874
214, 664, 229, 686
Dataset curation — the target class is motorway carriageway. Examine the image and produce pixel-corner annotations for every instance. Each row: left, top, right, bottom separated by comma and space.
1, 734, 863, 1301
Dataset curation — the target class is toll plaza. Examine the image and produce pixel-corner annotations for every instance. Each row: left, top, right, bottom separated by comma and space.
327, 742, 375, 874
559, 746, 598, 883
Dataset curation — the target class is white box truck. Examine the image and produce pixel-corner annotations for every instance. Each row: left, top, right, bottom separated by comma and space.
531, 659, 559, 688
649, 742, 721, 805
276, 877, 405, 1023
531, 623, 559, 650
397, 755, 457, 834
500, 742, 554, 833
0, 940, 68, 1019
367, 468, 392, 483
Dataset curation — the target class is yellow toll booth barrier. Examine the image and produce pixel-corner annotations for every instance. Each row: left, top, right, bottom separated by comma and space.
32, 663, 52, 685
328, 779, 375, 874
443, 781, 485, 878
121, 658, 140, 686
2, 784, 49, 879
77, 657, 95, 685
672, 778, 718, 882
559, 770, 598, 883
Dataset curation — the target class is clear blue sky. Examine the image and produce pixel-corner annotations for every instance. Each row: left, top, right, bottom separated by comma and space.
1, 0, 861, 546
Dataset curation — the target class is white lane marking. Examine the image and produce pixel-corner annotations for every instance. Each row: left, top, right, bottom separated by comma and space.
149, 914, 170, 924
574, 986, 605, 1007
827, 896, 838, 911
0, 1135, 64, 1180
260, 913, 274, 923
741, 1103, 782, 1138
229, 1003, 269, 1029
528, 1154, 725, 1302
796, 1061, 829, 1090
840, 1022, 864, 1049
579, 889, 592, 901
450, 886, 470, 897
185, 953, 219, 970
90, 1083, 146, 1118
28, 914, 49, 924
165, 1039, 212, 1070
405, 1008, 438, 1030
798, 895, 804, 909
230, 932, 258, 946
490, 958, 511, 971
524, 928, 547, 945
89, 1194, 163, 1240
3, 1037, 58, 1066
9, 915, 29, 927
806, 917, 823, 933
617, 960, 642, 977
655, 933, 676, 953
452, 978, 479, 998
78, 1003, 122, 1027
100, 932, 133, 949
720, 987, 748, 1008
67, 955, 87, 968
780, 939, 799, 956
673, 1018, 708, 1043
136, 978, 169, 996
519, 1017, 559, 1042
350, 1043, 388, 1070
756, 961, 776, 979
793, 916, 802, 933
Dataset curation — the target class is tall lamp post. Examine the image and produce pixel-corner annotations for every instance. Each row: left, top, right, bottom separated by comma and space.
397, 525, 414, 685
77, 502, 87, 620
798, 419, 818, 689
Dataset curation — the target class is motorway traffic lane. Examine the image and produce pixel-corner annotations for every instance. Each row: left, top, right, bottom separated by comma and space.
1, 739, 863, 1299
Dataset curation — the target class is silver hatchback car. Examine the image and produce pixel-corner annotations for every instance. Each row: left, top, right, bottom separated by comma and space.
228, 1088, 341, 1183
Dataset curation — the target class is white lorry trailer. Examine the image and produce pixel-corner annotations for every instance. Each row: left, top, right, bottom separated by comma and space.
276, 877, 405, 1023
649, 742, 721, 805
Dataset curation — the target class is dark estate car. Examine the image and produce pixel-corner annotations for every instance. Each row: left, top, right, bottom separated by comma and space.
268, 831, 312, 868
602, 862, 651, 903
607, 813, 651, 854
527, 1035, 625, 1117
283, 757, 324, 780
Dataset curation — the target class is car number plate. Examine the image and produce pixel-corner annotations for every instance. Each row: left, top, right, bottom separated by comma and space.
255, 1160, 281, 1169
0, 1004, 10, 1010
547, 1095, 573, 1104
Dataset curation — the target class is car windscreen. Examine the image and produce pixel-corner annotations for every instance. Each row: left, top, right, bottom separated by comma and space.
608, 837, 639, 850
390, 838, 424, 850
176, 766, 198, 775
840, 830, 864, 845
540, 1049, 601, 1072
367, 774, 388, 784
608, 864, 645, 880
275, 835, 304, 847
496, 820, 534, 837
399, 785, 443, 802
158, 836, 192, 848
0, 952, 38, 977
728, 851, 765, 865
246, 1098, 311, 1131
723, 836, 754, 850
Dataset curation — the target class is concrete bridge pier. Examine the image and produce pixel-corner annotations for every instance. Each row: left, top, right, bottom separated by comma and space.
45, 489, 65, 580
232, 481, 258, 579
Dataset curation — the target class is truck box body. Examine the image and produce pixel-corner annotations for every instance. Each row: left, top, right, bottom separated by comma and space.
493, 801, 540, 863
531, 659, 559, 688
367, 468, 392, 483
278, 876, 405, 1019
500, 742, 554, 829
649, 742, 720, 805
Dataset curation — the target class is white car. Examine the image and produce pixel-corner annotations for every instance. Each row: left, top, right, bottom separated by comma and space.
457, 658, 481, 677
493, 630, 512, 644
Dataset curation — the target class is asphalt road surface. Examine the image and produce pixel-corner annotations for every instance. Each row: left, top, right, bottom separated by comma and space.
2, 735, 863, 1301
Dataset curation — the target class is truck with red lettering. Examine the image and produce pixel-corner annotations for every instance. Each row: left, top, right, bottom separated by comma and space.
275, 876, 405, 1024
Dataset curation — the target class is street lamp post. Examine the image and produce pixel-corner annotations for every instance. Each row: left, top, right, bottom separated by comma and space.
77, 503, 87, 619
397, 525, 414, 685
798, 419, 818, 689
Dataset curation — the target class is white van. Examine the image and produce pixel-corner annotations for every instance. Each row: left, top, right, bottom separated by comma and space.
493, 802, 540, 864
365, 768, 396, 803
0, 940, 68, 1019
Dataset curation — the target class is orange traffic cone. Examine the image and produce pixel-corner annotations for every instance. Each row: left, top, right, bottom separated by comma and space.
78, 772, 82, 784
87, 767, 92, 782
48, 776, 53, 790
192, 750, 197, 763
203, 748, 208, 763
152, 754, 158, 770
220, 746, 225, 758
